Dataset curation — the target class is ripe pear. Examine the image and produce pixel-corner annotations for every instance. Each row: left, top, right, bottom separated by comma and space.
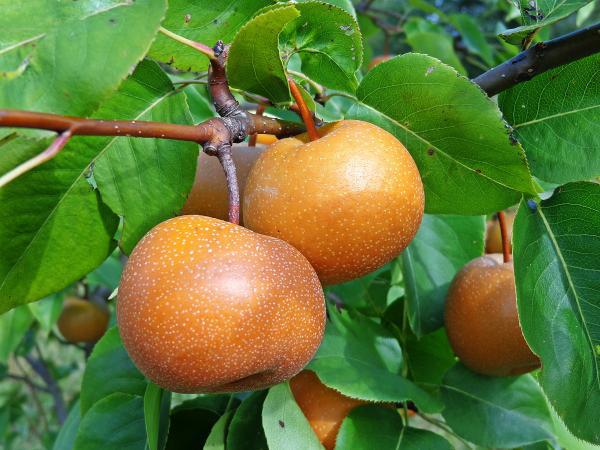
369, 55, 394, 69
444, 254, 540, 376
255, 134, 278, 145
290, 370, 367, 450
117, 215, 325, 393
181, 145, 264, 222
243, 120, 424, 285
485, 212, 515, 254
57, 297, 109, 343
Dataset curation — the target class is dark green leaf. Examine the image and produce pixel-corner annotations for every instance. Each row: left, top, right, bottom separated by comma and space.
52, 400, 81, 450
74, 393, 146, 450
149, 0, 271, 72
441, 363, 554, 447
308, 309, 443, 413
337, 405, 452, 449
0, 305, 33, 363
144, 383, 171, 450
401, 214, 485, 337
499, 54, 600, 184
450, 14, 495, 66
166, 396, 232, 450
203, 410, 235, 450
86, 253, 123, 292
93, 60, 198, 254
280, 2, 362, 93
405, 328, 456, 386
262, 383, 322, 450
184, 86, 217, 124
227, 391, 268, 450
0, 0, 167, 116
228, 5, 300, 104
80, 326, 146, 415
346, 53, 537, 214
500, 0, 594, 44
513, 181, 600, 444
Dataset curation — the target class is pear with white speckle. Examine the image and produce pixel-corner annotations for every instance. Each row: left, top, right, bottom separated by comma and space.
243, 120, 424, 285
117, 215, 326, 393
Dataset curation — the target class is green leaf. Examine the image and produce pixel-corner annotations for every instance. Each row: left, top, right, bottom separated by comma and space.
262, 383, 323, 450
405, 31, 467, 75
228, 5, 300, 105
500, 0, 594, 44
144, 383, 171, 450
203, 410, 235, 450
449, 14, 495, 67
93, 60, 198, 254
308, 309, 443, 413
80, 327, 146, 415
441, 363, 554, 448
0, 0, 167, 116
28, 293, 63, 333
513, 181, 600, 444
52, 400, 81, 450
167, 396, 232, 450
337, 405, 453, 449
0, 135, 119, 314
280, 2, 363, 93
0, 305, 33, 363
86, 252, 123, 292
346, 53, 537, 214
405, 328, 456, 386
74, 393, 146, 450
227, 391, 269, 450
184, 86, 218, 124
149, 0, 271, 72
401, 214, 485, 337
499, 54, 600, 184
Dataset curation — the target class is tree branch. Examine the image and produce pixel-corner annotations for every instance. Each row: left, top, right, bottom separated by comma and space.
473, 22, 600, 96
25, 350, 68, 425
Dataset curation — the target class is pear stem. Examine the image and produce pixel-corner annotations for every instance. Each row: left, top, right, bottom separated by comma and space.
497, 211, 511, 263
248, 104, 266, 147
158, 27, 216, 61
288, 79, 319, 142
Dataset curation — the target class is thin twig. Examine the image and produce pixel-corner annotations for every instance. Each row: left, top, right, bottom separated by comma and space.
14, 356, 49, 436
288, 79, 319, 141
497, 211, 511, 263
0, 130, 72, 188
6, 373, 50, 392
159, 27, 216, 60
248, 104, 266, 147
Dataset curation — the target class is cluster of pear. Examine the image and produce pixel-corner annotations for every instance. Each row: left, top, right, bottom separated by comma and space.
445, 212, 540, 376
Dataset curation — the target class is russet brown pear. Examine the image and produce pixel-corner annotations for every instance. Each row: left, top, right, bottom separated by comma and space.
444, 254, 540, 376
368, 54, 394, 69
243, 120, 424, 285
117, 215, 326, 393
181, 145, 265, 222
58, 297, 109, 343
290, 370, 367, 450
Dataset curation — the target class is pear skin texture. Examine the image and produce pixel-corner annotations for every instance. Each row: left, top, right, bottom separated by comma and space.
181, 145, 264, 222
485, 212, 515, 254
255, 134, 278, 145
243, 120, 424, 285
290, 370, 367, 450
117, 215, 326, 393
57, 297, 109, 343
368, 54, 393, 69
444, 255, 540, 376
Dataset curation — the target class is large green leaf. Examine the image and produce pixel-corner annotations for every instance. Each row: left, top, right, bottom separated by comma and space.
74, 393, 146, 450
52, 400, 81, 450
262, 383, 323, 450
441, 364, 554, 447
500, 0, 594, 44
513, 181, 600, 444
404, 328, 455, 386
228, 5, 300, 105
499, 55, 600, 184
0, 136, 118, 314
346, 53, 537, 214
0, 0, 166, 116
280, 2, 363, 93
80, 327, 147, 415
93, 60, 198, 254
227, 391, 268, 450
337, 405, 452, 450
402, 214, 485, 337
0, 305, 33, 363
308, 309, 443, 413
149, 0, 271, 72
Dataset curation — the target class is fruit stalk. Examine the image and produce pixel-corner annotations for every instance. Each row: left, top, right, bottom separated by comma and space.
216, 145, 240, 224
497, 211, 511, 263
288, 79, 319, 141
248, 104, 266, 147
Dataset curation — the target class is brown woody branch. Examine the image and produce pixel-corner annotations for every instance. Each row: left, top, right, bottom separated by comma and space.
473, 22, 600, 96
